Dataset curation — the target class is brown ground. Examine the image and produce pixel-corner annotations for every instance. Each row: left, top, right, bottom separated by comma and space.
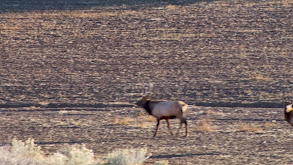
0, 105, 292, 164
0, 0, 293, 164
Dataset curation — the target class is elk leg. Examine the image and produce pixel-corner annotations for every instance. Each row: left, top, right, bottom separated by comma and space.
183, 118, 189, 137
154, 119, 160, 137
166, 119, 173, 135
176, 120, 183, 135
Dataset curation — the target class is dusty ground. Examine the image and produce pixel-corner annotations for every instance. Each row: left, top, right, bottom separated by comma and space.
1, 0, 292, 107
0, 105, 292, 164
0, 0, 293, 164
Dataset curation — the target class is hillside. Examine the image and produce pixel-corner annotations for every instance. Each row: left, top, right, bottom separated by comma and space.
1, 0, 292, 107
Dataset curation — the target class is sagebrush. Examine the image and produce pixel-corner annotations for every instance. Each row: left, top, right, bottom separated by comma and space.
0, 139, 149, 165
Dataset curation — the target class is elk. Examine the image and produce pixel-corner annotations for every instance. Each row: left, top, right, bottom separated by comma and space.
136, 95, 189, 137
284, 102, 293, 126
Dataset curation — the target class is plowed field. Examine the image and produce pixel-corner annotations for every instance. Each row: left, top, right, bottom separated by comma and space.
0, 0, 293, 164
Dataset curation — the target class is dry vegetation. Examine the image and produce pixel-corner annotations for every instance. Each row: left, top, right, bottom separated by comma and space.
0, 0, 293, 164
238, 123, 263, 132
195, 119, 214, 132
114, 112, 156, 128
0, 138, 149, 165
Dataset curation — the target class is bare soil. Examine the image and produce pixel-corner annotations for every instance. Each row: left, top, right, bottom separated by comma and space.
0, 0, 293, 164
0, 105, 292, 164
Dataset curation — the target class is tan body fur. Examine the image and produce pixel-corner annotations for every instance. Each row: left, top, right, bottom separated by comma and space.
151, 101, 187, 119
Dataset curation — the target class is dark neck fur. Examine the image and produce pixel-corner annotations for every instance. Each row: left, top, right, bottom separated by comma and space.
143, 100, 152, 115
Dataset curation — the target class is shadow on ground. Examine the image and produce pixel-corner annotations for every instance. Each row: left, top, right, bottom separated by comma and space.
0, 102, 285, 109
0, 0, 212, 12
150, 152, 221, 159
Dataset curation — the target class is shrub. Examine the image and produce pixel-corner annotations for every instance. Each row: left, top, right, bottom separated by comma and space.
0, 139, 149, 165
54, 144, 98, 165
107, 148, 149, 165
238, 123, 263, 132
155, 160, 169, 165
195, 119, 214, 132
0, 139, 98, 165
0, 138, 44, 165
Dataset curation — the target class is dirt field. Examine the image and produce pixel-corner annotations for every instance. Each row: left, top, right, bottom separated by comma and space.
0, 0, 293, 164
0, 105, 292, 164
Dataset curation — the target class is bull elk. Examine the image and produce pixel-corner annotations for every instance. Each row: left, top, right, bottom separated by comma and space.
136, 95, 189, 137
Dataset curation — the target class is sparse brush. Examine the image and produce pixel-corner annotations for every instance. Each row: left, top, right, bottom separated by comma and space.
166, 5, 178, 10
114, 116, 120, 124
239, 124, 263, 132
0, 139, 151, 165
0, 139, 99, 165
250, 74, 272, 81
38, 101, 50, 106
136, 113, 157, 128
107, 148, 149, 165
56, 144, 98, 165
114, 116, 133, 125
0, 146, 37, 165
121, 117, 131, 125
114, 114, 154, 128
195, 119, 214, 132
206, 109, 216, 115
263, 122, 274, 129
0, 138, 44, 165
155, 160, 169, 165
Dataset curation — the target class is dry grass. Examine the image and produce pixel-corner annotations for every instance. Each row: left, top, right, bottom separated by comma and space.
114, 113, 155, 128
238, 123, 263, 132
259, 91, 275, 99
107, 148, 149, 165
263, 122, 274, 129
155, 160, 169, 165
114, 116, 120, 124
195, 119, 214, 132
115, 116, 150, 128
206, 109, 217, 115
136, 112, 157, 128
166, 5, 179, 10
0, 138, 98, 165
0, 139, 149, 165
250, 74, 273, 81
121, 117, 132, 125
38, 101, 50, 106
114, 116, 133, 125
138, 112, 157, 122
